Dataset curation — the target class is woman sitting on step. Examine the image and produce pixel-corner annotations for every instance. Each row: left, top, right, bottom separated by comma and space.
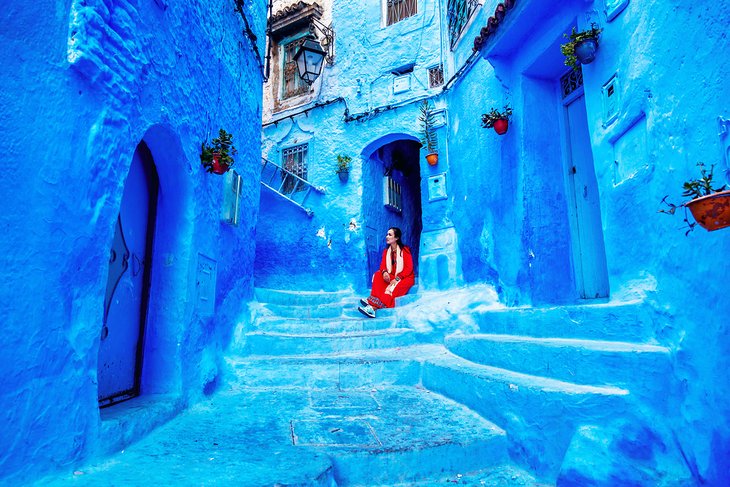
358, 227, 415, 318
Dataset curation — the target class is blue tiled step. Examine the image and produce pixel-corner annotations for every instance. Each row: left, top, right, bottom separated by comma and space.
263, 302, 350, 319
472, 299, 656, 342
226, 346, 439, 389
445, 333, 671, 388
422, 352, 629, 479
255, 287, 352, 306
244, 328, 418, 355
254, 315, 398, 334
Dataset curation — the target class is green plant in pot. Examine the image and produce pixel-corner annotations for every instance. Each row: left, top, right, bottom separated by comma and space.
659, 162, 730, 234
561, 24, 603, 69
419, 99, 438, 165
481, 105, 513, 135
336, 154, 352, 182
201, 128, 238, 175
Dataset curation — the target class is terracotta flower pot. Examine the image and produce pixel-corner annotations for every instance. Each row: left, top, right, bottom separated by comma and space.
493, 118, 509, 135
685, 190, 730, 231
575, 38, 599, 65
426, 153, 438, 166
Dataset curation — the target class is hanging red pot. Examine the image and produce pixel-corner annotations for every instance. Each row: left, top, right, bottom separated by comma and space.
211, 152, 229, 175
493, 118, 509, 135
426, 153, 439, 166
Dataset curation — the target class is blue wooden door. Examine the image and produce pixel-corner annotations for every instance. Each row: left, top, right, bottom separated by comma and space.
98, 143, 158, 407
565, 94, 609, 299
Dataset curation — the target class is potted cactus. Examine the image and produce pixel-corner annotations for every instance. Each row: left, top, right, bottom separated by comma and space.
419, 100, 438, 165
659, 162, 730, 233
561, 24, 603, 69
481, 105, 513, 135
200, 129, 237, 175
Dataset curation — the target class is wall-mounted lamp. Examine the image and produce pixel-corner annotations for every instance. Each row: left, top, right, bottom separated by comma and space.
293, 18, 334, 85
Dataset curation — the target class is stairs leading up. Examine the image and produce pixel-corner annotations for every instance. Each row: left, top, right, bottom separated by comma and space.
46, 287, 671, 486
225, 288, 518, 485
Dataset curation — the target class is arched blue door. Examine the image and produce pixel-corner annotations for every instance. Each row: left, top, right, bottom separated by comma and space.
98, 142, 158, 407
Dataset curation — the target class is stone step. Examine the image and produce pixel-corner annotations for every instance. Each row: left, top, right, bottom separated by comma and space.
226, 345, 448, 390
244, 328, 419, 355
445, 333, 671, 388
421, 352, 629, 480
263, 302, 348, 319
472, 299, 656, 342
255, 287, 353, 306
253, 314, 398, 334
288, 387, 509, 486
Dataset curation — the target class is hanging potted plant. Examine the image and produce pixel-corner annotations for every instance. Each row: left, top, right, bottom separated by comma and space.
419, 99, 438, 166
200, 128, 237, 175
561, 24, 603, 69
481, 105, 513, 135
336, 154, 352, 183
659, 162, 730, 234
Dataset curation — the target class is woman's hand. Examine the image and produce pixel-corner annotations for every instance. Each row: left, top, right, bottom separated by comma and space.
382, 271, 391, 283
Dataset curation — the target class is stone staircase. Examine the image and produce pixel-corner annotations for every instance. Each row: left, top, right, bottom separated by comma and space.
414, 299, 674, 481
225, 287, 531, 486
43, 288, 675, 486
228, 288, 677, 484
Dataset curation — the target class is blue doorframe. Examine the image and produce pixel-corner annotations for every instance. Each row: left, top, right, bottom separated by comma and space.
98, 141, 159, 407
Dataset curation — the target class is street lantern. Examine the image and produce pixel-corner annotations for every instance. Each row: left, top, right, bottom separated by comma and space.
293, 37, 327, 85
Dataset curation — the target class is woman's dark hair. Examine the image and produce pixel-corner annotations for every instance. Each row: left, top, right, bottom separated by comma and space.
389, 227, 405, 250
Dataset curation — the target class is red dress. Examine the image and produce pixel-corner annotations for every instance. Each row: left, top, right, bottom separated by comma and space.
367, 245, 415, 309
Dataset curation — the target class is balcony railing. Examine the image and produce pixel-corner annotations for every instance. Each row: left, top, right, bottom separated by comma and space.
260, 157, 325, 216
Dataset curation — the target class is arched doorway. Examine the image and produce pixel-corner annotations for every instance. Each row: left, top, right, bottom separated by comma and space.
98, 141, 159, 407
362, 137, 422, 289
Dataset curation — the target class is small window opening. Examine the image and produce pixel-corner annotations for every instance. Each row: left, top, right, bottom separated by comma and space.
386, 0, 417, 26
428, 65, 444, 88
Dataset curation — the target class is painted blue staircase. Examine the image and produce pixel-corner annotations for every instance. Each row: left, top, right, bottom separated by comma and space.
225, 287, 528, 486
42, 288, 678, 486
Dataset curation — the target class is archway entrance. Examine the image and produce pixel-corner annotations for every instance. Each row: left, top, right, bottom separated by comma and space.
98, 141, 159, 407
362, 137, 422, 289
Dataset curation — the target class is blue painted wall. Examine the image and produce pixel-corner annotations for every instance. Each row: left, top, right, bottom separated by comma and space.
0, 0, 266, 483
259, 0, 730, 483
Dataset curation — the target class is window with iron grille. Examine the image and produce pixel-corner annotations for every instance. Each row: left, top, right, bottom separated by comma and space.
282, 143, 308, 193
282, 36, 309, 99
560, 67, 583, 99
447, 0, 479, 48
428, 65, 444, 88
386, 0, 417, 26
383, 175, 403, 213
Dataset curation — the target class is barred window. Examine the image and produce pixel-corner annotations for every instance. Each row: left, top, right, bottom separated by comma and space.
282, 143, 308, 193
386, 0, 417, 26
560, 67, 583, 99
447, 0, 479, 48
428, 65, 444, 88
282, 37, 309, 99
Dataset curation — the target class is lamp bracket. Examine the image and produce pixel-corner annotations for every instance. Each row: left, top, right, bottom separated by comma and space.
309, 18, 335, 65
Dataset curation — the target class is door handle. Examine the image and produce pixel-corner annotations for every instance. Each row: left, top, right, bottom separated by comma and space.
132, 254, 143, 276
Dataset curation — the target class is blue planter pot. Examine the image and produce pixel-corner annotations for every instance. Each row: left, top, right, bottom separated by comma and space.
575, 38, 599, 65
337, 170, 349, 183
